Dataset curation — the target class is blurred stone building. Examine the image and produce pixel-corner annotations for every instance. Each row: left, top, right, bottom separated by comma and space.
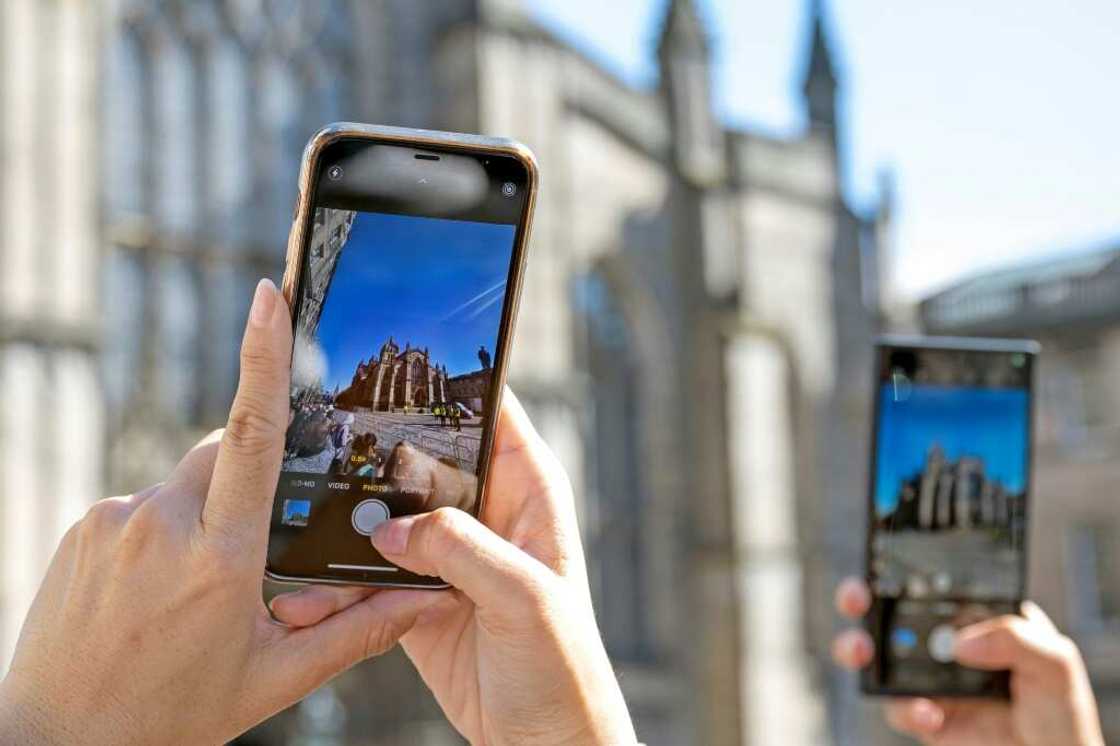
922, 245, 1120, 742
0, 0, 893, 744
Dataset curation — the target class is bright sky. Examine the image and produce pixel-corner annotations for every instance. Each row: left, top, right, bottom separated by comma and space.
874, 385, 1028, 514
524, 0, 1120, 301
314, 213, 514, 390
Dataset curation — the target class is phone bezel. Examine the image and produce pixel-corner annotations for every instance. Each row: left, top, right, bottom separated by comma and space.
266, 123, 539, 589
861, 334, 1039, 697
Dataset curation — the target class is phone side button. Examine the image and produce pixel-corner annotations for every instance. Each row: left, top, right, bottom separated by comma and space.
351, 499, 391, 536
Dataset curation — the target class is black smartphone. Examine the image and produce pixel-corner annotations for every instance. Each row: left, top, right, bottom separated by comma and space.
862, 335, 1037, 697
266, 123, 537, 588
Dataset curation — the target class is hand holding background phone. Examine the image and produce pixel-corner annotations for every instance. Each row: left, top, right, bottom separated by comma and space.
832, 577, 1104, 745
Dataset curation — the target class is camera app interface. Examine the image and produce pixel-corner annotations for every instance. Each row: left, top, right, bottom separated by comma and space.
269, 204, 516, 580
866, 345, 1031, 694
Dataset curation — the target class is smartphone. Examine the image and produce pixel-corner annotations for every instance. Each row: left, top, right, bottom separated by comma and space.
862, 335, 1037, 697
266, 123, 537, 588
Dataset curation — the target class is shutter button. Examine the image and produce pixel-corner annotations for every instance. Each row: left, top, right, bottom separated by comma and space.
351, 499, 391, 536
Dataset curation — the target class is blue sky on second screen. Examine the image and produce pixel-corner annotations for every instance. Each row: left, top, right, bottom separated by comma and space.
314, 212, 515, 391
874, 385, 1029, 515
525, 0, 1120, 301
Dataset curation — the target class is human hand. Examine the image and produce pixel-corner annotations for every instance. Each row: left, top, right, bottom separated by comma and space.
832, 577, 1105, 745
0, 280, 445, 745
271, 389, 638, 746
381, 441, 478, 512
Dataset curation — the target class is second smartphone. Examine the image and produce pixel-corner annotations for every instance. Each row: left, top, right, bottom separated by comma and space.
266, 123, 537, 588
863, 335, 1037, 697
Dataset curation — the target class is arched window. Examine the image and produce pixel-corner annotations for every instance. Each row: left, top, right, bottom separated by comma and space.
101, 250, 146, 418
158, 257, 201, 421
101, 1, 358, 490
102, 26, 148, 426
152, 30, 198, 232
207, 34, 252, 245
257, 57, 301, 246
103, 29, 145, 218
576, 271, 654, 662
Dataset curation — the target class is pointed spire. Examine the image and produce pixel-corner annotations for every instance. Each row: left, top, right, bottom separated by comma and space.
802, 0, 839, 128
657, 0, 711, 61
805, 0, 836, 85
656, 0, 724, 185
876, 167, 895, 220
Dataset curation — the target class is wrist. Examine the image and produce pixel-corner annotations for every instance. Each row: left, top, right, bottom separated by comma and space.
0, 677, 59, 746
560, 623, 639, 746
508, 628, 637, 746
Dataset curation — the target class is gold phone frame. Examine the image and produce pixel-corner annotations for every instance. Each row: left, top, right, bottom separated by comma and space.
268, 122, 539, 589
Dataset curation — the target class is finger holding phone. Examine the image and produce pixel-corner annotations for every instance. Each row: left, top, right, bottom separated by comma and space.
0, 282, 636, 746
833, 577, 1104, 746
0, 281, 446, 744
270, 390, 638, 745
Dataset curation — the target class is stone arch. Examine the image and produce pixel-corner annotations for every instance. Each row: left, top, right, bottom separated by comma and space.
101, 0, 359, 488
575, 249, 682, 664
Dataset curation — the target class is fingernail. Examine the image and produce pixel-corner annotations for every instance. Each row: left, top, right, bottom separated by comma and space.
249, 278, 277, 328
372, 516, 416, 555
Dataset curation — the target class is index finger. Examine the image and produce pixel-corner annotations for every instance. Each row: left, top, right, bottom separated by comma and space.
202, 279, 292, 551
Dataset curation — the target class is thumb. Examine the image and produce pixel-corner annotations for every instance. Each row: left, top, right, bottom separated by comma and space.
954, 610, 1078, 677
202, 279, 292, 547
371, 507, 550, 610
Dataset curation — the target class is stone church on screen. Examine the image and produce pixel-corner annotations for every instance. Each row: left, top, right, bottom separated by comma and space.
336, 338, 451, 412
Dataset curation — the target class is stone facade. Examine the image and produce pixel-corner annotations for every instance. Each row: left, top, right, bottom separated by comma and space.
446, 369, 493, 414
0, 0, 101, 673
336, 338, 450, 413
884, 445, 1024, 535
0, 1, 897, 744
297, 208, 356, 343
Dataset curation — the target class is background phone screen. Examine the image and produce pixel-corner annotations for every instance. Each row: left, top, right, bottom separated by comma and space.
864, 343, 1033, 695
267, 139, 528, 584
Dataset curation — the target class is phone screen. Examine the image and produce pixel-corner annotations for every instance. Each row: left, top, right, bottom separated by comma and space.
864, 342, 1033, 696
267, 138, 530, 585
